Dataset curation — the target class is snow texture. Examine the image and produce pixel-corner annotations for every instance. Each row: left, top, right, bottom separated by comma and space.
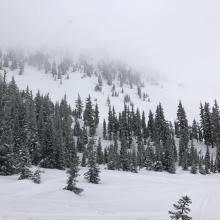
0, 167, 219, 220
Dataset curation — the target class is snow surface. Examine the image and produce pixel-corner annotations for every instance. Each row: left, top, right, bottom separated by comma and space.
0, 167, 219, 220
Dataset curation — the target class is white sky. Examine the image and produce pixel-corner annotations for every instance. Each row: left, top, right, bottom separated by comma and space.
1, 0, 220, 114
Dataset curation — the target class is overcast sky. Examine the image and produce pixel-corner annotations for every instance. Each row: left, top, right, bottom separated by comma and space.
1, 0, 220, 110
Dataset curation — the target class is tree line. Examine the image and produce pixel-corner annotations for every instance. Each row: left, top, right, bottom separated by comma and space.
0, 72, 220, 192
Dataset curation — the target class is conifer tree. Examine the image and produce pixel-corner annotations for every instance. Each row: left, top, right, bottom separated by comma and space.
73, 120, 81, 137
144, 144, 154, 170
64, 153, 83, 194
191, 119, 198, 141
198, 125, 203, 142
204, 146, 210, 174
18, 146, 33, 180
103, 119, 107, 140
84, 148, 100, 184
147, 110, 156, 141
177, 101, 189, 168
82, 125, 88, 145
142, 111, 148, 142
89, 114, 96, 137
81, 151, 87, 167
119, 134, 130, 171
108, 107, 113, 140
130, 149, 138, 173
154, 103, 166, 144
190, 162, 198, 174
202, 102, 213, 147
107, 135, 119, 170
19, 61, 24, 75
211, 100, 220, 146
103, 148, 108, 164
163, 124, 176, 174
210, 155, 217, 173
32, 168, 41, 184
199, 157, 206, 175
137, 137, 145, 168
96, 138, 103, 164
75, 94, 83, 119
83, 95, 93, 127
169, 196, 192, 220
0, 144, 15, 175
94, 103, 99, 128
137, 87, 142, 99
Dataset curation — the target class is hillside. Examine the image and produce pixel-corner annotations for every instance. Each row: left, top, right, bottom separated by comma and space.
5, 64, 200, 123
0, 51, 219, 220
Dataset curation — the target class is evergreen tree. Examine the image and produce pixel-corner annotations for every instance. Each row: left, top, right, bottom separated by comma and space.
64, 153, 83, 194
191, 119, 198, 141
211, 100, 220, 146
75, 94, 83, 119
0, 144, 15, 175
142, 111, 148, 142
169, 196, 192, 220
119, 134, 130, 171
130, 149, 138, 173
137, 137, 145, 168
40, 116, 56, 168
32, 168, 41, 184
154, 103, 166, 144
190, 162, 198, 174
18, 146, 33, 180
52, 104, 65, 169
144, 144, 154, 170
51, 61, 57, 77
24, 90, 41, 165
198, 125, 203, 142
83, 95, 93, 127
103, 119, 107, 140
107, 107, 113, 140
96, 138, 103, 164
204, 146, 210, 174
73, 120, 81, 137
82, 125, 88, 145
163, 124, 176, 174
81, 151, 87, 167
94, 103, 99, 128
177, 101, 189, 168
107, 136, 119, 170
84, 148, 100, 184
202, 102, 213, 147
137, 87, 142, 99
216, 137, 220, 172
19, 61, 24, 75
199, 157, 206, 175
210, 155, 217, 173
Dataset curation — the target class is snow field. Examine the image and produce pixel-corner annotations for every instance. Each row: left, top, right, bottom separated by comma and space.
0, 167, 220, 220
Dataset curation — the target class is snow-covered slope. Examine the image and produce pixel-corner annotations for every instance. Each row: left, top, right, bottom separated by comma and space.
0, 167, 220, 220
5, 65, 204, 123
